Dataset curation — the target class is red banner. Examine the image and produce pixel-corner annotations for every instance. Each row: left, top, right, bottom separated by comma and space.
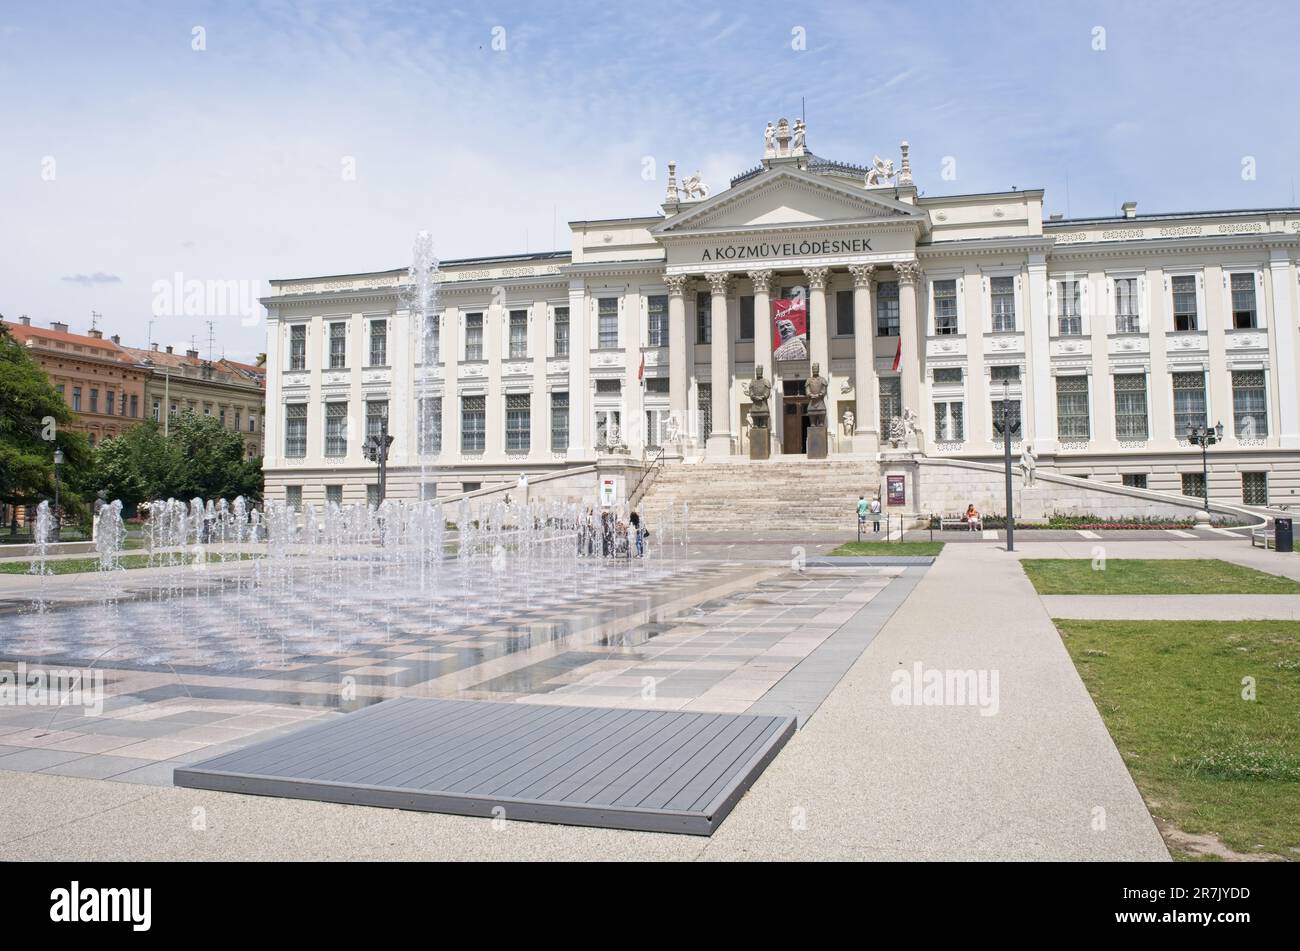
772, 297, 808, 361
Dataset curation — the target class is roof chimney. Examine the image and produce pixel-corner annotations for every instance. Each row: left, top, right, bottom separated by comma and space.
165, 345, 174, 354
110, 334, 121, 344
151, 342, 159, 351
88, 328, 103, 339
1121, 200, 1138, 219
50, 321, 69, 333
19, 315, 30, 326
186, 348, 199, 359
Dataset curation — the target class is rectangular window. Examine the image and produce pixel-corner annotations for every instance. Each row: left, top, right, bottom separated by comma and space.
1114, 277, 1140, 333
1171, 372, 1207, 438
325, 485, 343, 507
836, 289, 854, 336
595, 378, 621, 394
1181, 472, 1205, 499
461, 395, 485, 452
1172, 275, 1198, 331
72, 387, 81, 411
551, 391, 569, 451
1232, 370, 1268, 438
1113, 374, 1149, 440
465, 313, 483, 361
933, 367, 963, 384
1231, 273, 1257, 329
152, 399, 161, 422
598, 298, 619, 349
105, 391, 114, 416
1057, 281, 1081, 335
284, 404, 307, 457
595, 410, 621, 449
130, 394, 138, 418
698, 383, 712, 440
462, 482, 481, 494
329, 322, 347, 368
56, 383, 64, 398
1122, 473, 1148, 489
1242, 472, 1268, 506
248, 414, 256, 432
876, 281, 900, 337
933, 280, 958, 335
991, 276, 1016, 332
426, 315, 440, 364
696, 291, 711, 344
219, 407, 226, 427
739, 295, 755, 341
1056, 376, 1090, 439
506, 393, 531, 451
933, 401, 964, 441
878, 377, 901, 433
509, 310, 528, 359
417, 396, 442, 453
365, 399, 388, 439
645, 378, 670, 394
285, 485, 302, 509
289, 324, 306, 370
368, 318, 387, 366
990, 365, 1020, 384
367, 484, 380, 508
325, 402, 348, 456
90, 389, 98, 413
648, 295, 669, 347
553, 307, 569, 357
991, 399, 1022, 438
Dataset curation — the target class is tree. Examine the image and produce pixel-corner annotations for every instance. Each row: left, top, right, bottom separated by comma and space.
93, 411, 262, 513
0, 323, 93, 526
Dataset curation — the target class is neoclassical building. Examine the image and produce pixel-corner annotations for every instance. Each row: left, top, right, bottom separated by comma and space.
261, 119, 1300, 509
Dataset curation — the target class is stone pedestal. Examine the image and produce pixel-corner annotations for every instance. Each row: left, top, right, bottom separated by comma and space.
749, 426, 771, 460
807, 425, 828, 460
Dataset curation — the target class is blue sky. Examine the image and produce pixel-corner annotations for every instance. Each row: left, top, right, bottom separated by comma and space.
2, 0, 1298, 361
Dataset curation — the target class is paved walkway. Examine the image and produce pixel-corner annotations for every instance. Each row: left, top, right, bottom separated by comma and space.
0, 542, 1169, 860
1042, 594, 1300, 620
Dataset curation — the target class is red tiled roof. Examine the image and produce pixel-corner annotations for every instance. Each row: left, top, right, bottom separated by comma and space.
1, 321, 133, 362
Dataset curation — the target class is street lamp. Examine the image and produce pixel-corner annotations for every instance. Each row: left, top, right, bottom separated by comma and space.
52, 447, 64, 542
993, 379, 1020, 551
1186, 420, 1225, 513
362, 425, 396, 505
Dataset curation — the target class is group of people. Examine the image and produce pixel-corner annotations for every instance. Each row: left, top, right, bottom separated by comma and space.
578, 507, 650, 558
856, 495, 883, 533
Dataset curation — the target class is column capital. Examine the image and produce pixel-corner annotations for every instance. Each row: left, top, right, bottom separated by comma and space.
802, 266, 830, 290
847, 263, 876, 288
706, 272, 732, 296
895, 260, 921, 286
664, 273, 689, 297
746, 269, 774, 294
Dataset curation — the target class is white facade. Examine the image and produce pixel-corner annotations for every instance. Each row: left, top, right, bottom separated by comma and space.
262, 124, 1300, 509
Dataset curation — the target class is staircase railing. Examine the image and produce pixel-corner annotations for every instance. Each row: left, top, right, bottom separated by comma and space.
628, 446, 666, 508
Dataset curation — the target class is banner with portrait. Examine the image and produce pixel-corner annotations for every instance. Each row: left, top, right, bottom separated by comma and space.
772, 295, 808, 361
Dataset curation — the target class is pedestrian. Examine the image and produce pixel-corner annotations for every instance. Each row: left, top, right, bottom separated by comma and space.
630, 510, 645, 557
870, 495, 882, 533
857, 495, 868, 533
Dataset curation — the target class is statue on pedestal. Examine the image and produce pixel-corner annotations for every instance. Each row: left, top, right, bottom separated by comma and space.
745, 365, 772, 429
807, 363, 828, 429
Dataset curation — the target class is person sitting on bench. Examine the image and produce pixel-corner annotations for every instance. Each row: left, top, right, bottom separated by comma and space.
965, 504, 982, 532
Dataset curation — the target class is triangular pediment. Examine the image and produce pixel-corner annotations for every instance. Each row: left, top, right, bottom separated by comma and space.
652, 166, 926, 238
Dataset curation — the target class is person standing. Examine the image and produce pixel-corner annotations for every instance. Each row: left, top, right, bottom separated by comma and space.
857, 495, 868, 534
869, 495, 882, 533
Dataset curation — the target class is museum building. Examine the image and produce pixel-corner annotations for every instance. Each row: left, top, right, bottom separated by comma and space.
260, 119, 1300, 510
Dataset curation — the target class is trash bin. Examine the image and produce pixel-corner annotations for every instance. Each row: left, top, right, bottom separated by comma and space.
1275, 517, 1293, 553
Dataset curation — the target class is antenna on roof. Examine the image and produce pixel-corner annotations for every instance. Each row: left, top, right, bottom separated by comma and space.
90, 310, 101, 332
206, 321, 216, 363
147, 319, 154, 349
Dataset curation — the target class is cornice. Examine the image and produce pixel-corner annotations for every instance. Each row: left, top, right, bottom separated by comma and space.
1047, 233, 1300, 261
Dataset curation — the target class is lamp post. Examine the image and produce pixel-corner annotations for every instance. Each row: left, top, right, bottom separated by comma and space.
1186, 420, 1224, 513
995, 379, 1018, 552
52, 447, 64, 542
362, 425, 395, 505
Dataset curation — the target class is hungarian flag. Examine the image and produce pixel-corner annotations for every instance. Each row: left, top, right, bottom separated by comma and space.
891, 337, 902, 372
638, 352, 645, 383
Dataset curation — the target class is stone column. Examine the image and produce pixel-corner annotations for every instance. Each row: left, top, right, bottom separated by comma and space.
748, 269, 774, 454
665, 273, 688, 454
707, 271, 733, 457
848, 263, 877, 453
896, 260, 922, 422
804, 266, 832, 438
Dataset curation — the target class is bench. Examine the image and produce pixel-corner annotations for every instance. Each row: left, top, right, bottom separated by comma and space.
1251, 521, 1276, 549
940, 514, 980, 531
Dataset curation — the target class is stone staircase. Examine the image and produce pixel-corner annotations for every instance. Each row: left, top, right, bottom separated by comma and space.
637, 457, 879, 531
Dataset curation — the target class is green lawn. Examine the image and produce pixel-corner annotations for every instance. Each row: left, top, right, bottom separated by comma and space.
830, 541, 944, 557
0, 552, 258, 575
1058, 619, 1300, 860
1021, 559, 1300, 595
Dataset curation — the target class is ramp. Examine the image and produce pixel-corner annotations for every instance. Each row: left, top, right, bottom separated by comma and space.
174, 697, 796, 835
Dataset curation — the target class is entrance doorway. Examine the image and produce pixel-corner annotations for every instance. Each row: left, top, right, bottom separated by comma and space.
782, 380, 809, 454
